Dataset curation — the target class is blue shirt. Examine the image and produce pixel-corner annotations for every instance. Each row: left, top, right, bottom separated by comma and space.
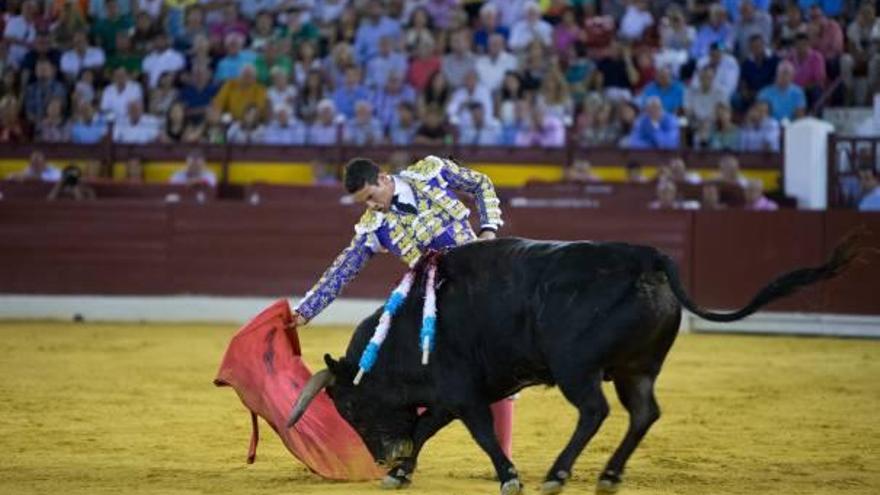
758, 84, 806, 121
639, 81, 685, 114
859, 189, 880, 211
740, 55, 779, 93
372, 86, 416, 127
353, 17, 402, 63
332, 85, 372, 119
797, 0, 842, 16
364, 53, 409, 89
214, 51, 258, 82
70, 119, 108, 144
473, 26, 510, 53
691, 23, 734, 59
307, 123, 339, 145
179, 82, 219, 111
723, 0, 770, 22
626, 113, 680, 149
262, 122, 307, 145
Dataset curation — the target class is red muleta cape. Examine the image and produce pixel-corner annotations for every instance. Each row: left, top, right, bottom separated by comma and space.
214, 299, 383, 480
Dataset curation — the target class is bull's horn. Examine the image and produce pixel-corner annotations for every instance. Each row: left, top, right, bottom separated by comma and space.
286, 369, 335, 428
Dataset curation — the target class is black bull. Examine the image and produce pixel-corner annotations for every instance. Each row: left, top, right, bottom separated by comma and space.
287, 237, 856, 495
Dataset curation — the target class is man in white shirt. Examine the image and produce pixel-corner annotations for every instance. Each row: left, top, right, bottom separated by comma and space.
458, 102, 502, 146
509, 2, 552, 51
475, 34, 519, 92
60, 31, 106, 81
113, 100, 160, 143
3, 0, 38, 67
100, 68, 144, 122
619, 0, 654, 42
446, 70, 494, 126
695, 42, 740, 100
684, 66, 728, 126
142, 33, 185, 87
260, 105, 308, 145
170, 150, 217, 186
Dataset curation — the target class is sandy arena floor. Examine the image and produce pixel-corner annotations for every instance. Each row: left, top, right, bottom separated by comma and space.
0, 321, 878, 495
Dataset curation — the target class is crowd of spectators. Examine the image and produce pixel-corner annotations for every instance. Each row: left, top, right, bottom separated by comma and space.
0, 0, 878, 152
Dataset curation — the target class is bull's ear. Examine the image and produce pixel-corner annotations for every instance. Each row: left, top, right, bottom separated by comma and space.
324, 353, 340, 373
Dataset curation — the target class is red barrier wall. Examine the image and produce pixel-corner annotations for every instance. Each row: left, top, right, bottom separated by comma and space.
1, 201, 878, 314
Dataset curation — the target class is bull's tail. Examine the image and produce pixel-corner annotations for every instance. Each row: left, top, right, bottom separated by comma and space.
658, 230, 863, 323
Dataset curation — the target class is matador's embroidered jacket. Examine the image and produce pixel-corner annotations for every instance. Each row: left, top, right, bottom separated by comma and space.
295, 155, 503, 321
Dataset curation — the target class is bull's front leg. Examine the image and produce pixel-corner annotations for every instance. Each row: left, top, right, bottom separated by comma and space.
459, 405, 523, 495
381, 408, 454, 490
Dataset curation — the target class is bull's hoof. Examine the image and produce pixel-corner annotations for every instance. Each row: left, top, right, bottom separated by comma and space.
596, 470, 622, 494
541, 480, 564, 494
380, 467, 412, 490
500, 478, 524, 495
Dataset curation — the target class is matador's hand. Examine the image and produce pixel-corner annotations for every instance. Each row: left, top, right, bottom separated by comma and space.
478, 230, 497, 241
288, 311, 308, 330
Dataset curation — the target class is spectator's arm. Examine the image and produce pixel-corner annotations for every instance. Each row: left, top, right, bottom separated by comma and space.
211, 82, 230, 113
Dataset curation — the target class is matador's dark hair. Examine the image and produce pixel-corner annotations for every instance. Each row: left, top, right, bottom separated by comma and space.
344, 158, 381, 193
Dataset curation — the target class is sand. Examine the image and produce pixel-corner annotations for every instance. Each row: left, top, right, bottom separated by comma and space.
0, 321, 877, 495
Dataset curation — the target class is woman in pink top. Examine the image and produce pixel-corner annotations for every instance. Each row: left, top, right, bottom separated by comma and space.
788, 32, 826, 100
744, 179, 778, 211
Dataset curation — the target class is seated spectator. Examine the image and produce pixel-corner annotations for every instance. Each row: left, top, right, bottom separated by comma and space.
307, 99, 341, 145
404, 7, 435, 53
7, 151, 62, 182
564, 45, 596, 103
691, 3, 734, 60
714, 154, 747, 187
420, 71, 453, 117
413, 106, 450, 145
650, 180, 700, 209
685, 65, 727, 127
442, 30, 477, 88
657, 5, 695, 76
806, 5, 843, 63
172, 6, 208, 52
619, 0, 654, 43
179, 65, 219, 119
744, 179, 778, 210
289, 41, 318, 87
105, 33, 142, 77
255, 41, 293, 86
248, 12, 275, 50
565, 159, 601, 183
130, 12, 161, 54
733, 0, 772, 56
215, 33, 258, 82
212, 64, 267, 122
21, 33, 62, 84
475, 34, 519, 93
122, 157, 144, 182
497, 72, 524, 126
582, 3, 616, 60
24, 59, 67, 125
472, 4, 508, 54
343, 100, 385, 146
509, 2, 552, 51
324, 43, 357, 90
160, 101, 188, 143
278, 7, 320, 51
553, 8, 585, 57
457, 102, 502, 146
841, 2, 880, 105
372, 71, 417, 128
520, 40, 552, 91
226, 104, 265, 144
695, 42, 739, 100
73, 70, 97, 107
577, 96, 620, 147
70, 101, 108, 144
36, 97, 70, 143
142, 33, 185, 88
185, 34, 214, 76
389, 101, 420, 145
148, 72, 179, 116
788, 32, 826, 105
666, 157, 702, 184
209, 4, 249, 47
515, 103, 565, 148
267, 67, 298, 114
615, 100, 640, 144
701, 183, 726, 209
778, 3, 804, 48
706, 102, 741, 151
624, 96, 680, 149
113, 100, 161, 143
53, 1, 88, 48
297, 69, 324, 123
60, 31, 106, 83
100, 67, 143, 122
595, 41, 638, 101
537, 67, 574, 124
261, 105, 308, 145
5, 3, 39, 69
365, 35, 408, 89
423, 0, 460, 30
200, 107, 228, 144
332, 66, 371, 119
757, 61, 806, 121
353, 0, 402, 63
47, 165, 96, 201
446, 70, 493, 125
626, 160, 649, 183
738, 34, 779, 110
739, 101, 780, 151
170, 150, 217, 186
407, 38, 442, 91
640, 66, 685, 114
857, 167, 880, 211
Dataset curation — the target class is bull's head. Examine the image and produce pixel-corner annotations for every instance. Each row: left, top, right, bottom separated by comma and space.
286, 354, 417, 466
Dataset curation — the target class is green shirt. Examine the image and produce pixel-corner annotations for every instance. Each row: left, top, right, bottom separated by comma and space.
91, 15, 134, 54
254, 55, 293, 85
106, 53, 143, 75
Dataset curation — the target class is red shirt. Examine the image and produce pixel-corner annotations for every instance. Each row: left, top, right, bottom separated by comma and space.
407, 56, 441, 91
788, 48, 827, 88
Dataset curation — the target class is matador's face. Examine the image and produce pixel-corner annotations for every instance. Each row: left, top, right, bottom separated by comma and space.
352, 174, 395, 213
